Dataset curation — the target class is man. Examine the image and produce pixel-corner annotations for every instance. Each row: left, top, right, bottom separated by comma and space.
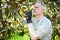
26, 2, 52, 40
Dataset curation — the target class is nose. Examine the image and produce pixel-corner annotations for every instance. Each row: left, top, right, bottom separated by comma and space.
33, 7, 36, 13
33, 7, 35, 10
33, 7, 36, 12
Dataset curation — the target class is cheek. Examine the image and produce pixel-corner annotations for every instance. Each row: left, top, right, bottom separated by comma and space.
36, 9, 41, 13
34, 10, 40, 15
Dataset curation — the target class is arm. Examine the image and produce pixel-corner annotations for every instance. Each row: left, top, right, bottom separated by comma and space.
27, 21, 52, 40
27, 23, 38, 40
36, 21, 52, 39
26, 10, 39, 40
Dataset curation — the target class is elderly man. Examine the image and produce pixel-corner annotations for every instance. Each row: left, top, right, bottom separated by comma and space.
26, 2, 52, 40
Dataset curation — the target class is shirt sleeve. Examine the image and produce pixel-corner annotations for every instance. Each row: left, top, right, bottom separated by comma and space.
36, 21, 52, 39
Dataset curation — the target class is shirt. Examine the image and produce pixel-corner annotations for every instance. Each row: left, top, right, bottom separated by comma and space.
32, 16, 52, 40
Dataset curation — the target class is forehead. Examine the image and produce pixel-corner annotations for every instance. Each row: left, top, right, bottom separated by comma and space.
34, 3, 42, 7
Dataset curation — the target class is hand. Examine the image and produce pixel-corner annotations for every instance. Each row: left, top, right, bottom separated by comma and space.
26, 10, 32, 23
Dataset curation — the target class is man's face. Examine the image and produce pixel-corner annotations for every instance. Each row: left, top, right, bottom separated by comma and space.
33, 3, 44, 15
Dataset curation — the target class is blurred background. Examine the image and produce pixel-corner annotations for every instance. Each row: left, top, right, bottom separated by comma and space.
0, 0, 60, 40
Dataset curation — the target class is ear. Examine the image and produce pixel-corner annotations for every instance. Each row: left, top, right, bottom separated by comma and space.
42, 8, 45, 13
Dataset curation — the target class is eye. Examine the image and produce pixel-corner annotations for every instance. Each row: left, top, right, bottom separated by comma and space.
35, 6, 38, 8
35, 7, 38, 8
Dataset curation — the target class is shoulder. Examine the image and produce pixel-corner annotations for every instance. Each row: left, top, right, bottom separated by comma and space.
42, 16, 52, 25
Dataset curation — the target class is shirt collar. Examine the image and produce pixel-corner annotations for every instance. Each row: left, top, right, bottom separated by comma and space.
34, 15, 45, 23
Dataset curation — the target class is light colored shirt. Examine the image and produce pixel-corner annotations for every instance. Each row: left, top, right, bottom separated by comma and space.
32, 16, 52, 40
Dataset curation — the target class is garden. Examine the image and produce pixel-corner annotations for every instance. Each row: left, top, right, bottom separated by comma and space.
0, 0, 60, 40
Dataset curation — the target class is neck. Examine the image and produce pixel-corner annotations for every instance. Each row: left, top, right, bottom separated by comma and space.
35, 14, 43, 20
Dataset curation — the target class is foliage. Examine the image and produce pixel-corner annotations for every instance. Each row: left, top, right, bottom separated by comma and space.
0, 0, 60, 40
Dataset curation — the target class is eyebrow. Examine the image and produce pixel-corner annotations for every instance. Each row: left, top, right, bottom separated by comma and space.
34, 5, 41, 8
35, 3, 42, 7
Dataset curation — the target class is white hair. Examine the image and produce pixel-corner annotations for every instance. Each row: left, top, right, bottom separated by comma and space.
35, 2, 46, 12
